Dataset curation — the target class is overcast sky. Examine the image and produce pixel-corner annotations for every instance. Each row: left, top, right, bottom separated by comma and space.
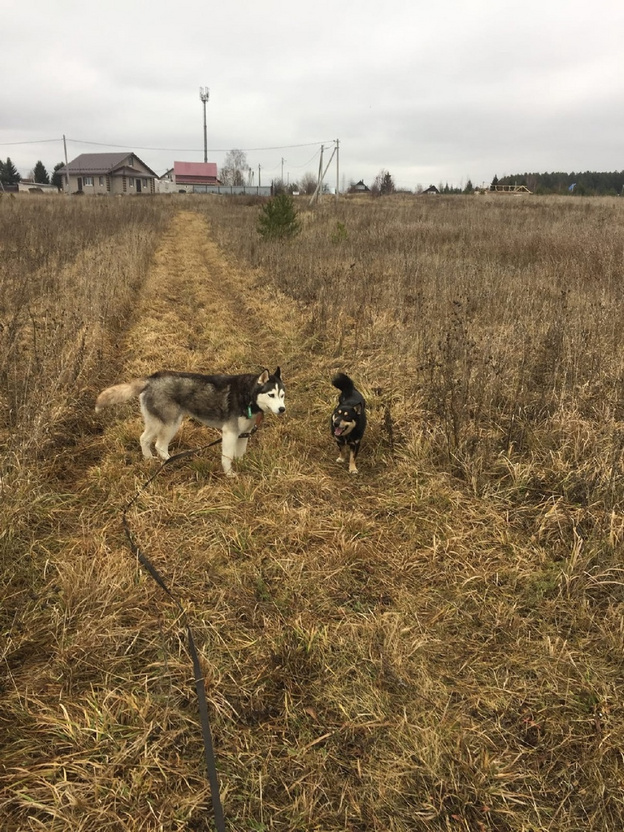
2, 0, 624, 190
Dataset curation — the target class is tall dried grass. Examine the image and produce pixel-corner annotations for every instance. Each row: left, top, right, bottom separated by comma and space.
1, 195, 174, 677
197, 194, 624, 503
2, 194, 624, 831
0, 196, 173, 458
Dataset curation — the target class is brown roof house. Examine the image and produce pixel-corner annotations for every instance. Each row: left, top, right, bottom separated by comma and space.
58, 152, 157, 195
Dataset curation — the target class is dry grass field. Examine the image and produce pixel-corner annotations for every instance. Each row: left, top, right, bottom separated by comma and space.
1, 192, 624, 831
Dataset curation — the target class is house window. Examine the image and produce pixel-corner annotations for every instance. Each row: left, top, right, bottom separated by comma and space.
84, 176, 94, 186
129, 178, 134, 187
99, 176, 104, 186
143, 179, 147, 188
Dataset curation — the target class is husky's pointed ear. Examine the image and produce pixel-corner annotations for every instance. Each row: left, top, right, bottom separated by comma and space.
258, 369, 270, 384
274, 366, 282, 379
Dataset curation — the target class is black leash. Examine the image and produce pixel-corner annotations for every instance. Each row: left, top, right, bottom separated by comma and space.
121, 436, 228, 832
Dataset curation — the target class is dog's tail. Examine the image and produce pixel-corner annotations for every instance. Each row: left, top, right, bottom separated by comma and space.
95, 378, 148, 412
332, 372, 355, 395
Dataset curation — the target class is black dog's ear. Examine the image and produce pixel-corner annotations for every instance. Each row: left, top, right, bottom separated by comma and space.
257, 369, 270, 384
274, 366, 282, 379
354, 404, 362, 414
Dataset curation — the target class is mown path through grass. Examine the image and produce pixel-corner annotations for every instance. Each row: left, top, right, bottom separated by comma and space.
4, 208, 622, 832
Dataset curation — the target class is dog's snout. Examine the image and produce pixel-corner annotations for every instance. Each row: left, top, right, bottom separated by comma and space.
279, 405, 286, 414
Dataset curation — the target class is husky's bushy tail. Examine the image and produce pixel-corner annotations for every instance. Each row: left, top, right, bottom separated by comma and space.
332, 373, 355, 395
95, 378, 148, 412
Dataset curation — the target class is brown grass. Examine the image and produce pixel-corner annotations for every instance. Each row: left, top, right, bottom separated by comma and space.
1, 193, 623, 830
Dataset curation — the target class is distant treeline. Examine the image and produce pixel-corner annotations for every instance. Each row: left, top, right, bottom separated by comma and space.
495, 171, 624, 196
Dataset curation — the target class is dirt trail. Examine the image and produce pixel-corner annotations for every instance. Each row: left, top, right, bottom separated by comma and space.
119, 209, 302, 380
8, 206, 481, 832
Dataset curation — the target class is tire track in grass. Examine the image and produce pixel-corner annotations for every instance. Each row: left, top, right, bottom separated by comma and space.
124, 209, 300, 376
95, 208, 307, 474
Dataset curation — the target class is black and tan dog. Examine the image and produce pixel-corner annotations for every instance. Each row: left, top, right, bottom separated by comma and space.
330, 373, 367, 474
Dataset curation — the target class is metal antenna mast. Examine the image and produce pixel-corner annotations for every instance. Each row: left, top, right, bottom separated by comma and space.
199, 87, 210, 163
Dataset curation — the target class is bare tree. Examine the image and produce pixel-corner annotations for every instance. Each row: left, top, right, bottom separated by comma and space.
221, 149, 249, 186
272, 178, 286, 195
372, 169, 395, 196
299, 171, 317, 195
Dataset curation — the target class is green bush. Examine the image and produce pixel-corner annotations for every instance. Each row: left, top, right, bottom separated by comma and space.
257, 194, 301, 240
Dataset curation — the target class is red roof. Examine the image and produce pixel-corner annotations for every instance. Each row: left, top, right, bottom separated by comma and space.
173, 161, 218, 183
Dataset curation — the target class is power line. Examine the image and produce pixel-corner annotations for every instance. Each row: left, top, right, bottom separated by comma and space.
67, 137, 336, 153
0, 136, 335, 152
290, 148, 322, 169
0, 138, 61, 145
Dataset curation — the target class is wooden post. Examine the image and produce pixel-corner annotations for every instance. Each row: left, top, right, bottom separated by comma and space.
63, 134, 71, 195
335, 138, 339, 202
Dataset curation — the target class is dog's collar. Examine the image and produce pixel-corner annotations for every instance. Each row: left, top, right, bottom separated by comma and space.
239, 411, 263, 437
245, 403, 265, 422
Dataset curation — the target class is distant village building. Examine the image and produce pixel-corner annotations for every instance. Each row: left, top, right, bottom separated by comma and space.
17, 179, 58, 194
58, 153, 157, 195
157, 161, 272, 196
423, 185, 440, 195
352, 180, 370, 193
491, 184, 532, 194
158, 161, 220, 193
475, 183, 533, 195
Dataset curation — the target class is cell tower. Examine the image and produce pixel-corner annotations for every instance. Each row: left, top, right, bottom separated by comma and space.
199, 87, 210, 163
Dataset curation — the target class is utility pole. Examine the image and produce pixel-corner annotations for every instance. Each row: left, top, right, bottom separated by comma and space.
310, 145, 324, 205
310, 144, 337, 206
335, 138, 340, 202
281, 157, 285, 183
258, 164, 261, 187
63, 134, 71, 194
199, 87, 210, 163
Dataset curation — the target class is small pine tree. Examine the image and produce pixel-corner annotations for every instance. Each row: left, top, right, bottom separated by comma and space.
257, 194, 301, 240
51, 162, 65, 191
0, 157, 21, 185
33, 161, 50, 184
372, 169, 395, 196
380, 171, 395, 195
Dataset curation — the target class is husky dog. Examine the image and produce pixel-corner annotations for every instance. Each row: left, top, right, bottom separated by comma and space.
331, 373, 366, 474
96, 367, 285, 476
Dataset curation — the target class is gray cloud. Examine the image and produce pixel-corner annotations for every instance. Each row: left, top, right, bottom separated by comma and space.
3, 0, 623, 188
